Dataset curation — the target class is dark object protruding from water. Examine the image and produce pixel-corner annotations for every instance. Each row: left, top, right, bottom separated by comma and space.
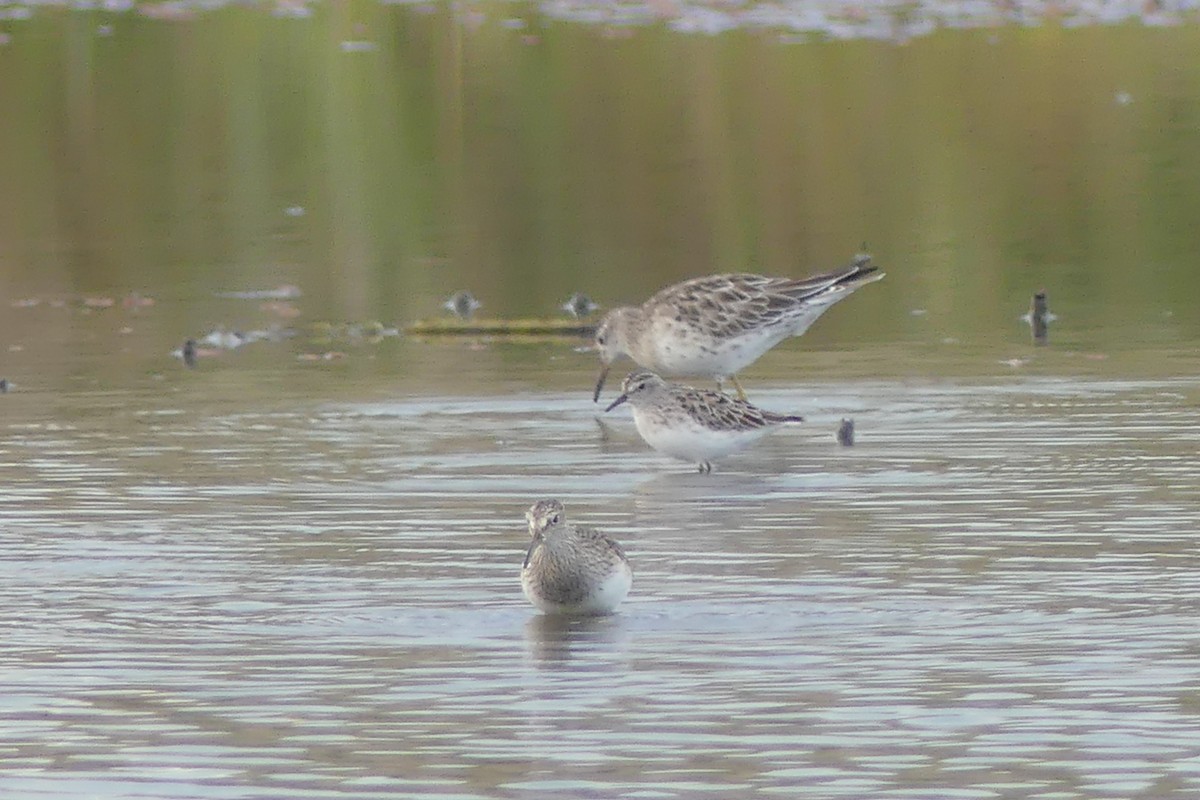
561, 292, 599, 319
1028, 291, 1052, 344
182, 339, 198, 369
443, 290, 481, 320
0, 378, 8, 394
837, 418, 855, 447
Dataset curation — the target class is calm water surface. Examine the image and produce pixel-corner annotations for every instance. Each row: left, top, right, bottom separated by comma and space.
1, 323, 1199, 799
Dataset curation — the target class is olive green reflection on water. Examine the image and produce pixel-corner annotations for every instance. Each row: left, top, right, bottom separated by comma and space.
1, 5, 1199, 343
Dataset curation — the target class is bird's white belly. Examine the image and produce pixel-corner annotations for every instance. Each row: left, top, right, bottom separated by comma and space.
521, 563, 631, 615
583, 567, 633, 614
633, 412, 770, 463
644, 321, 787, 378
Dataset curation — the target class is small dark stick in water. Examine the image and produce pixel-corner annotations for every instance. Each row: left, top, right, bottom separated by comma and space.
1029, 291, 1051, 344
836, 418, 855, 447
182, 339, 198, 369
0, 378, 8, 394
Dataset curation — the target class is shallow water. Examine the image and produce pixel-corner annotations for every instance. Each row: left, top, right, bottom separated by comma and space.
2, 330, 1199, 798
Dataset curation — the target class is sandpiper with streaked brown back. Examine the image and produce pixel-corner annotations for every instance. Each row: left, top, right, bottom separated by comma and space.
521, 499, 632, 616
604, 370, 805, 473
592, 254, 883, 401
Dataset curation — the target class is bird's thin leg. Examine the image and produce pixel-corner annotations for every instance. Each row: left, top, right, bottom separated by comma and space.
730, 375, 748, 401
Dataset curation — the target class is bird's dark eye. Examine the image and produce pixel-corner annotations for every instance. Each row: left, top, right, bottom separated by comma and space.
597, 334, 607, 345
550, 514, 560, 525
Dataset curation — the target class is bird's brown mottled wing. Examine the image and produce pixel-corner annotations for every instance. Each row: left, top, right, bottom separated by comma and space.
644, 274, 784, 339
671, 386, 772, 432
645, 257, 878, 340
575, 525, 627, 562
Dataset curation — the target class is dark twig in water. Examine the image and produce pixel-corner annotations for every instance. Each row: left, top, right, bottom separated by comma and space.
1026, 291, 1056, 345
837, 418, 855, 447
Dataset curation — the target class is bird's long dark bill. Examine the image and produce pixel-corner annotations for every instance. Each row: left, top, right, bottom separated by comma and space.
592, 365, 611, 403
604, 393, 629, 413
523, 536, 541, 569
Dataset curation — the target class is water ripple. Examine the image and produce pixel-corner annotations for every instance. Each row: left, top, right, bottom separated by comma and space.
1, 376, 1199, 797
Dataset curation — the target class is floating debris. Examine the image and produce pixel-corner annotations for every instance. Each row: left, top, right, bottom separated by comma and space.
200, 329, 249, 350
1021, 291, 1058, 344
172, 340, 214, 364
309, 320, 400, 343
346, 320, 399, 340
180, 326, 294, 357
216, 284, 302, 300
443, 290, 482, 320
836, 418, 855, 447
284, 205, 306, 216
561, 292, 600, 319
406, 317, 595, 337
0, 378, 8, 394
182, 339, 197, 368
